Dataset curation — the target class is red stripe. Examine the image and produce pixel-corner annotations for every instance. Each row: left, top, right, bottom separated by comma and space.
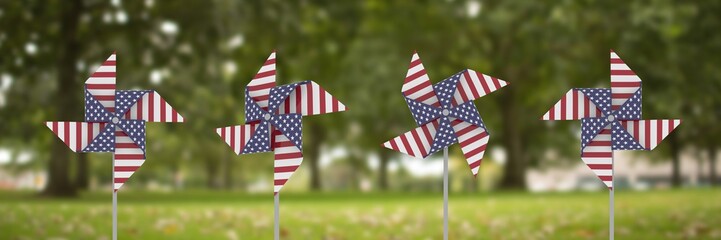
656, 120, 662, 145
399, 134, 414, 156
86, 84, 116, 89
464, 143, 487, 158
455, 125, 475, 137
240, 126, 246, 150
460, 131, 486, 147
633, 121, 640, 146
587, 164, 612, 169
582, 152, 612, 157
274, 179, 288, 185
275, 152, 303, 159
274, 141, 295, 148
572, 90, 578, 119
404, 69, 428, 86
90, 72, 116, 78
645, 120, 651, 148
307, 83, 314, 115
468, 159, 482, 169
160, 97, 167, 122
612, 93, 633, 99
610, 59, 624, 64
421, 124, 433, 143
102, 60, 116, 66
86, 123, 92, 150
114, 178, 128, 183
264, 58, 276, 65
63, 122, 70, 148
248, 82, 275, 91
464, 71, 480, 99
93, 95, 115, 101
172, 109, 178, 122
414, 91, 436, 103
548, 105, 556, 120
389, 138, 399, 151
114, 166, 140, 171
587, 141, 611, 146
136, 97, 143, 120
410, 130, 426, 156
114, 154, 145, 160
584, 95, 590, 117
599, 129, 612, 134
274, 165, 300, 173
490, 76, 502, 89
253, 70, 276, 79
456, 80, 470, 104
115, 143, 138, 148
75, 123, 81, 150
116, 131, 128, 137
408, 59, 421, 69
220, 127, 226, 143
230, 126, 236, 152
610, 70, 636, 75
148, 92, 155, 121
610, 82, 641, 87
598, 176, 613, 181
332, 95, 339, 112
404, 78, 431, 96
477, 72, 491, 94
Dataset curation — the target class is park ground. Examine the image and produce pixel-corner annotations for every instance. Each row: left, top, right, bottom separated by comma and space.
1, 189, 720, 239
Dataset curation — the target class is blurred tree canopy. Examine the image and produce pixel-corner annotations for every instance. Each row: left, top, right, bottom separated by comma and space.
1, 0, 720, 196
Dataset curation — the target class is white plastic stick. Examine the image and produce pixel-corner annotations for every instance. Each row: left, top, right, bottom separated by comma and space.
112, 154, 117, 240
443, 147, 449, 240
610, 151, 615, 240
274, 193, 279, 240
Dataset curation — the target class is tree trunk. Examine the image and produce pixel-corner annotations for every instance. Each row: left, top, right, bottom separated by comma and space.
498, 86, 526, 190
377, 150, 390, 191
710, 146, 717, 186
669, 134, 682, 187
43, 0, 82, 197
306, 124, 323, 191
75, 154, 89, 190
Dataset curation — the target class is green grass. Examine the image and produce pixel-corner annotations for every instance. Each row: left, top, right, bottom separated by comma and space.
1, 189, 720, 239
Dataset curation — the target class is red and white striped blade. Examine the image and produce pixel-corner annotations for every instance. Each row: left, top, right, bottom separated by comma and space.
402, 52, 440, 107
541, 89, 604, 120
452, 69, 509, 106
45, 122, 106, 152
273, 128, 302, 194
247, 51, 277, 110
449, 118, 489, 177
276, 81, 347, 116
114, 126, 145, 191
121, 91, 184, 122
618, 119, 681, 150
581, 124, 613, 190
215, 122, 260, 155
85, 53, 117, 113
610, 50, 641, 111
382, 119, 439, 158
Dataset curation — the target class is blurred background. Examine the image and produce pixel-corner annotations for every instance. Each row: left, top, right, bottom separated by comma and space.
1, 0, 720, 239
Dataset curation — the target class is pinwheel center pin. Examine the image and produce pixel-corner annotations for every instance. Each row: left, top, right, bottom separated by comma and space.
111, 116, 120, 124
607, 114, 615, 122
442, 109, 450, 116
264, 113, 272, 121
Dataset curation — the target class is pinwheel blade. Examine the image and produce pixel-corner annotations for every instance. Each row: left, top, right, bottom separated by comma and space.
120, 91, 184, 122
610, 50, 641, 111
403, 52, 440, 107
452, 69, 508, 106
85, 53, 117, 113
273, 128, 303, 194
45, 122, 108, 152
216, 122, 263, 155
382, 119, 439, 158
618, 119, 681, 150
449, 118, 489, 177
114, 126, 146, 191
542, 89, 604, 120
581, 124, 613, 189
276, 81, 347, 116
247, 51, 277, 110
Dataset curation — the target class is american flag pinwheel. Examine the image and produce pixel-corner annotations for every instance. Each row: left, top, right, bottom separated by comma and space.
215, 51, 347, 239
45, 52, 185, 240
541, 49, 681, 239
381, 52, 509, 239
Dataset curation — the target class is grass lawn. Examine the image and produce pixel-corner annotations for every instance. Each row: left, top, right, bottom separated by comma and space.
0, 189, 719, 239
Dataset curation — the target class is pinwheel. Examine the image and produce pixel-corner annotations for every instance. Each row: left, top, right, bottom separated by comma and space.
215, 51, 347, 240
381, 52, 509, 239
541, 50, 681, 240
45, 52, 184, 240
